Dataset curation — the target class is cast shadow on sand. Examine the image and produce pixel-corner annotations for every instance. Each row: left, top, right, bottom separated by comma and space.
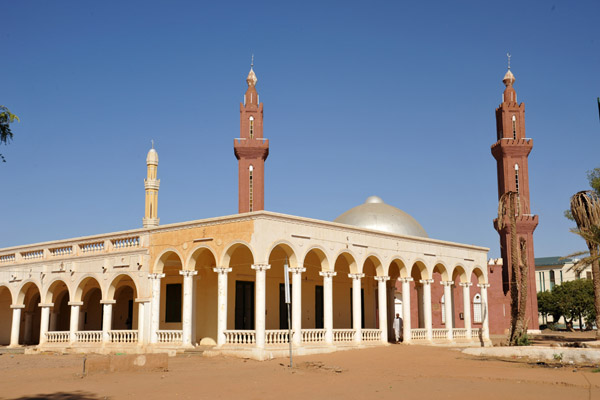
5, 392, 103, 400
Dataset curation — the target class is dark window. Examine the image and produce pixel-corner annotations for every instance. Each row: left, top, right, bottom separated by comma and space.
315, 285, 324, 329
549, 270, 555, 290
165, 283, 182, 323
279, 283, 292, 329
235, 281, 254, 330
587, 271, 592, 280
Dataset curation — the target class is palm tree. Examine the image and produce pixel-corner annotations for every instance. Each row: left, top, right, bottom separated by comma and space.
567, 191, 600, 339
498, 191, 529, 345
0, 105, 19, 162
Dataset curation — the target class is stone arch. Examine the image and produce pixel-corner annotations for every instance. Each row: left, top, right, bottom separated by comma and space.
221, 241, 255, 268
431, 263, 450, 328
42, 278, 71, 305
187, 245, 218, 345
266, 241, 299, 269
17, 281, 42, 344
44, 279, 70, 332
154, 248, 185, 273
108, 274, 138, 330
432, 262, 450, 282
471, 266, 487, 284
0, 285, 12, 345
388, 257, 407, 279
302, 246, 330, 272
451, 265, 468, 283
186, 245, 218, 271
363, 254, 384, 277
410, 260, 429, 281
73, 276, 103, 331
333, 250, 359, 274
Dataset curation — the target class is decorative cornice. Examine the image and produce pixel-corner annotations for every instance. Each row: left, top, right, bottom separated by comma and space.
348, 273, 365, 280
213, 267, 232, 274
419, 279, 434, 285
251, 264, 271, 272
399, 277, 414, 283
319, 271, 337, 278
374, 276, 390, 282
148, 273, 165, 280
440, 281, 454, 287
179, 270, 199, 277
289, 267, 306, 274
459, 282, 473, 287
477, 283, 490, 288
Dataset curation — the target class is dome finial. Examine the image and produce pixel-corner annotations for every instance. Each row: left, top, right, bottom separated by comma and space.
507, 52, 511, 70
246, 55, 258, 87
151, 139, 154, 149
502, 53, 515, 87
251, 53, 254, 69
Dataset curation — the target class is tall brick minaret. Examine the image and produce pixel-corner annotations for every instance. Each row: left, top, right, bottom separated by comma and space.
234, 60, 269, 213
492, 58, 539, 330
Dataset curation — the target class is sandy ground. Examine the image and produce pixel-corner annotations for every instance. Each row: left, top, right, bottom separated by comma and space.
1, 344, 599, 400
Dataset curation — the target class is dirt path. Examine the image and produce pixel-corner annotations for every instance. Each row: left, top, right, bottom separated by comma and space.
1, 345, 599, 400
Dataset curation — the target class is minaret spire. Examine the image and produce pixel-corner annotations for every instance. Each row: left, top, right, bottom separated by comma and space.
491, 60, 539, 329
234, 61, 269, 213
143, 143, 160, 227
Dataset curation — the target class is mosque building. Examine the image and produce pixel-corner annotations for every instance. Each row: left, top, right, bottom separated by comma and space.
0, 61, 537, 359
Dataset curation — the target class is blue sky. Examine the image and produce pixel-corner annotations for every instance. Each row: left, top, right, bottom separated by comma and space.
1, 1, 599, 259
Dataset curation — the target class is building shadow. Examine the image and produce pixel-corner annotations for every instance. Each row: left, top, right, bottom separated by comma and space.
7, 392, 102, 400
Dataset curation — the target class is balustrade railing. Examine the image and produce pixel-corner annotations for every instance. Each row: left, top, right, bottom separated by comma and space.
50, 246, 73, 257
22, 250, 44, 260
472, 328, 481, 338
265, 330, 289, 345
411, 329, 427, 340
224, 330, 256, 345
432, 328, 448, 339
75, 331, 102, 343
333, 329, 355, 342
0, 254, 16, 263
361, 329, 381, 342
301, 329, 325, 343
109, 330, 138, 343
46, 331, 70, 343
452, 328, 467, 339
156, 330, 182, 343
112, 236, 140, 250
80, 241, 105, 253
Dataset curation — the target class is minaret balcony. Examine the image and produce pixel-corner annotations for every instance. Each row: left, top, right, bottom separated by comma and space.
491, 138, 533, 159
234, 138, 269, 160
144, 179, 160, 190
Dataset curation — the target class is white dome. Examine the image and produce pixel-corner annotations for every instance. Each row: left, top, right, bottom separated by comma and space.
146, 148, 158, 165
334, 196, 428, 238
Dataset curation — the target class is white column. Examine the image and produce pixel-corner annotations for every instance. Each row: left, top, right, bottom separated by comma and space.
179, 270, 198, 347
375, 276, 390, 343
460, 282, 473, 340
101, 300, 115, 343
149, 273, 165, 344
400, 278, 413, 343
290, 267, 305, 346
320, 271, 336, 345
252, 264, 270, 348
39, 303, 52, 344
478, 283, 490, 341
420, 279, 434, 341
213, 267, 232, 346
135, 299, 146, 344
68, 301, 83, 344
441, 281, 453, 341
9, 305, 24, 347
349, 273, 364, 343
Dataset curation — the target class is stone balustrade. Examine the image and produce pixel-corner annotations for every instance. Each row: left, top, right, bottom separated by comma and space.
265, 330, 289, 345
361, 329, 381, 342
109, 330, 138, 343
156, 330, 183, 343
332, 329, 354, 342
46, 331, 70, 343
224, 330, 256, 345
432, 328, 448, 339
0, 233, 145, 265
452, 328, 468, 339
75, 331, 103, 343
411, 329, 427, 340
301, 329, 325, 343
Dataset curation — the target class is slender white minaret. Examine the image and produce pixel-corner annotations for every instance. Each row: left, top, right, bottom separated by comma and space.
143, 142, 160, 228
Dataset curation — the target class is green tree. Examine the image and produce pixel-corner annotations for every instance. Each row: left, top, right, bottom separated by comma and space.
553, 279, 595, 331
537, 290, 562, 326
0, 105, 19, 162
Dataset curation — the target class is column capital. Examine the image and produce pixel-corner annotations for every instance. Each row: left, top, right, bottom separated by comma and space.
100, 299, 117, 305
319, 270, 337, 278
289, 267, 306, 274
67, 301, 84, 307
213, 267, 232, 274
348, 273, 365, 280
251, 264, 271, 272
148, 272, 165, 280
477, 283, 491, 288
10, 304, 25, 309
38, 303, 54, 308
459, 282, 473, 287
399, 277, 414, 283
419, 279, 434, 285
440, 280, 454, 287
179, 270, 199, 277
374, 276, 390, 282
